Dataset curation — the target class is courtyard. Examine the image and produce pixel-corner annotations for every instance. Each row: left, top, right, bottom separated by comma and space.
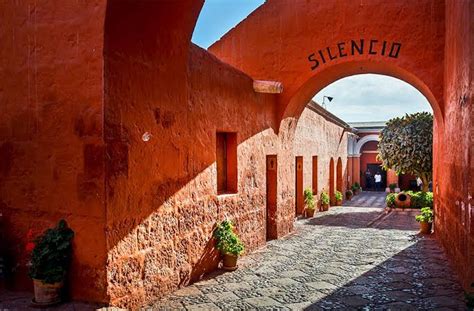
152, 192, 466, 310
0, 1, 472, 308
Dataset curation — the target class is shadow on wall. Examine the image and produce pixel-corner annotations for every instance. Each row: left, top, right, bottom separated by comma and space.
303, 237, 466, 310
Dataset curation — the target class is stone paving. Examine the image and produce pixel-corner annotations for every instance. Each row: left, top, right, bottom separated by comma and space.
152, 192, 467, 310
0, 192, 467, 310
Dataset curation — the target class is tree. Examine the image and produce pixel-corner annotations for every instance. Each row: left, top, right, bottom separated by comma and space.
377, 112, 433, 192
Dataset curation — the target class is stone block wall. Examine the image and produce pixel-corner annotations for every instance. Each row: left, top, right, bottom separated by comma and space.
434, 0, 473, 294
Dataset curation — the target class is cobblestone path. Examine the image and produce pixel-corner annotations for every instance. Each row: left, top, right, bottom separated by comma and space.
153, 192, 466, 310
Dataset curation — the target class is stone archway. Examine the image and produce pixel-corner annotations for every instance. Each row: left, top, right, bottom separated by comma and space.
354, 134, 380, 155
209, 0, 473, 294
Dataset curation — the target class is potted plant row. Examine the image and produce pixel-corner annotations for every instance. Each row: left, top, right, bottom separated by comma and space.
214, 220, 245, 271
335, 191, 343, 206
29, 220, 74, 306
415, 207, 433, 234
320, 191, 330, 211
304, 188, 316, 218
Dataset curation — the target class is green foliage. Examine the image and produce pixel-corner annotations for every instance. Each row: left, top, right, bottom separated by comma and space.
406, 191, 433, 208
304, 188, 315, 210
386, 193, 396, 207
320, 191, 330, 205
415, 207, 434, 223
351, 183, 361, 192
378, 112, 433, 191
29, 220, 74, 284
389, 183, 397, 191
335, 191, 343, 201
214, 220, 245, 256
345, 190, 353, 197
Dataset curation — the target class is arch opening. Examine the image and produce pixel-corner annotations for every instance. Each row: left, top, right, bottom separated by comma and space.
282, 60, 442, 128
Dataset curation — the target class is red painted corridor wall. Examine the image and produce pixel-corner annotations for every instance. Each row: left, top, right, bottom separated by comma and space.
0, 0, 472, 308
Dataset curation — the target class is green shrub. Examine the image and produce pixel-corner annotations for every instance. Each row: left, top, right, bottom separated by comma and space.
304, 188, 315, 210
389, 183, 397, 191
415, 207, 433, 223
406, 191, 433, 208
29, 220, 74, 284
214, 220, 245, 256
335, 191, 343, 201
320, 191, 330, 205
386, 193, 396, 208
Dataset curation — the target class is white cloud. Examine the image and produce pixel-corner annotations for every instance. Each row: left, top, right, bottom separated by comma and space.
313, 74, 432, 122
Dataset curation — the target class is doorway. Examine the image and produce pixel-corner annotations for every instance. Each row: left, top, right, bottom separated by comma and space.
366, 164, 386, 191
266, 155, 277, 240
295, 156, 303, 216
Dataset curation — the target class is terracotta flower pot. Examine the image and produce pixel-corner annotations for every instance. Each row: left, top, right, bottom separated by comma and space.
420, 221, 432, 234
336, 199, 342, 206
222, 254, 238, 271
395, 192, 411, 208
306, 208, 315, 218
32, 279, 62, 306
346, 194, 353, 200
321, 203, 329, 211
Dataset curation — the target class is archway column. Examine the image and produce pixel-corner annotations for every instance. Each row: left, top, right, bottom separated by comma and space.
347, 154, 361, 187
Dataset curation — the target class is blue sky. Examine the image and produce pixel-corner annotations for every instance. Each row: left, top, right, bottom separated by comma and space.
192, 1, 432, 122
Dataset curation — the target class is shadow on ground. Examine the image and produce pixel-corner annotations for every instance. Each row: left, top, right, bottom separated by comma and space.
304, 236, 466, 310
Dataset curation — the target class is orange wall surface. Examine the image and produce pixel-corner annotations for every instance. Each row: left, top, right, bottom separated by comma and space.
0, 1, 108, 302
0, 0, 472, 308
435, 0, 473, 292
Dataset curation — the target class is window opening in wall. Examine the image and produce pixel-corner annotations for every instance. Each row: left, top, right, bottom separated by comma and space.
216, 132, 238, 194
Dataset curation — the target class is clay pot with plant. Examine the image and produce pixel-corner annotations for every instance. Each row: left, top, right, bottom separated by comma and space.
214, 220, 245, 271
389, 183, 397, 193
304, 188, 316, 218
415, 207, 433, 234
395, 192, 411, 208
335, 191, 343, 206
351, 182, 361, 195
345, 189, 353, 200
320, 191, 330, 211
29, 220, 74, 306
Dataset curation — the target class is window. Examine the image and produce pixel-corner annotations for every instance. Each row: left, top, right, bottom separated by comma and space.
216, 132, 238, 194
312, 156, 318, 194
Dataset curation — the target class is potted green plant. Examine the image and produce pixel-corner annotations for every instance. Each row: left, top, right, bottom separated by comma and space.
29, 220, 74, 306
335, 191, 343, 206
351, 182, 361, 195
214, 220, 244, 271
385, 193, 396, 208
320, 191, 330, 211
303, 188, 316, 217
395, 192, 411, 208
415, 207, 433, 234
389, 183, 397, 193
345, 189, 353, 200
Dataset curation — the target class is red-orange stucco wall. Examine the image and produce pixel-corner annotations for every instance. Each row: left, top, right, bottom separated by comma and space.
0, 1, 108, 302
0, 0, 472, 307
435, 0, 473, 293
